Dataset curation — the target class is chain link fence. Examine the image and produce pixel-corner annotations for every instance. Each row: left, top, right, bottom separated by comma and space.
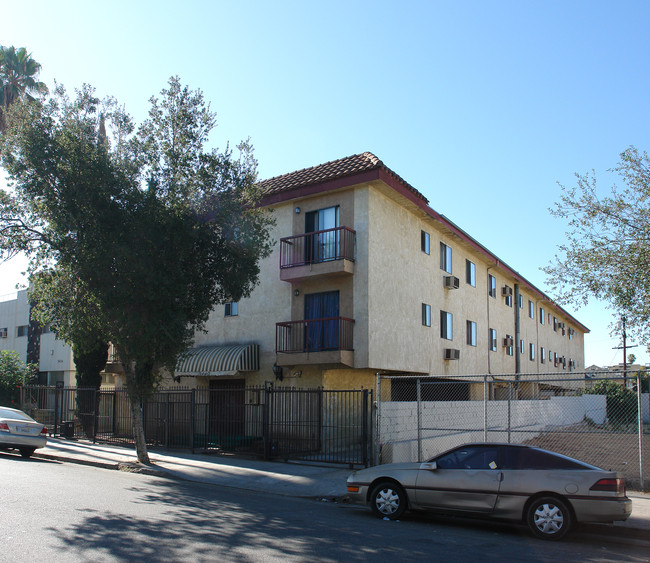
376, 371, 649, 490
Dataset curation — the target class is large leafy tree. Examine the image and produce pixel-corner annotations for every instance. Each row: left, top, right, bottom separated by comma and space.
0, 46, 48, 132
0, 78, 274, 462
545, 147, 650, 347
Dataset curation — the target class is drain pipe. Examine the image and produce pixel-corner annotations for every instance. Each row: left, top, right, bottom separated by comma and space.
514, 283, 521, 375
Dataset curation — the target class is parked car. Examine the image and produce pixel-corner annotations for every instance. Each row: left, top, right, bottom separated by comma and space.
346, 443, 632, 540
0, 407, 48, 458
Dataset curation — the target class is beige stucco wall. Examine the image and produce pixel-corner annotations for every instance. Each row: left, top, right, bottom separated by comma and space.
189, 176, 586, 391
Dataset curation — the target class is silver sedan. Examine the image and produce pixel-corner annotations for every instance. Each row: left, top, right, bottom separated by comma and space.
0, 407, 48, 458
346, 443, 632, 540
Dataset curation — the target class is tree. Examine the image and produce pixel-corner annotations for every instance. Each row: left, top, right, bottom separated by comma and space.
0, 78, 274, 463
0, 350, 36, 407
0, 46, 48, 133
545, 147, 650, 347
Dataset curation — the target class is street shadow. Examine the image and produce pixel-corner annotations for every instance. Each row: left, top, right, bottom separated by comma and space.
44, 476, 428, 562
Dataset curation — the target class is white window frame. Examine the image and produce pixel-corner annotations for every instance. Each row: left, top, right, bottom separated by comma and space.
440, 242, 452, 274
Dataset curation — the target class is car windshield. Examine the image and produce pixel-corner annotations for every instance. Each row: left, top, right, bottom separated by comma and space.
0, 408, 34, 422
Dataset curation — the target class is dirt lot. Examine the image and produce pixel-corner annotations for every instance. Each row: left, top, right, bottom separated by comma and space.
523, 422, 650, 490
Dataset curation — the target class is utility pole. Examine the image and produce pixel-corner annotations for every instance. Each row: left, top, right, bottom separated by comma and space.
612, 317, 638, 386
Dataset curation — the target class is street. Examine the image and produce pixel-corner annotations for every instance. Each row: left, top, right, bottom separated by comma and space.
1, 453, 648, 563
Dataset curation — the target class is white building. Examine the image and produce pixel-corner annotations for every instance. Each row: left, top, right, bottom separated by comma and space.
0, 290, 76, 386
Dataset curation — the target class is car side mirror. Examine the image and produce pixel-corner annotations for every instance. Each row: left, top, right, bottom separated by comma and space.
420, 461, 437, 471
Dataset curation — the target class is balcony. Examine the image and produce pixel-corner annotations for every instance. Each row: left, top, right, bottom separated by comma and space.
275, 317, 354, 367
279, 227, 355, 282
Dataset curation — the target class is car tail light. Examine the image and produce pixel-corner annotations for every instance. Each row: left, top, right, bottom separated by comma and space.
590, 478, 625, 494
0, 422, 9, 432
40, 426, 48, 435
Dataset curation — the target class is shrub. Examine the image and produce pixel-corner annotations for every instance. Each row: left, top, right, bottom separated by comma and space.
586, 380, 638, 426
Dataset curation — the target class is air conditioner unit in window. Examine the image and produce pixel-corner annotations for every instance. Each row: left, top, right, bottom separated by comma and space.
502, 285, 513, 297
443, 348, 460, 360
0, 328, 7, 338
503, 337, 514, 347
443, 275, 460, 289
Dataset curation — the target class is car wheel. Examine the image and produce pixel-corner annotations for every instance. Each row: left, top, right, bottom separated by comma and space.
370, 481, 407, 519
19, 448, 35, 459
526, 496, 573, 540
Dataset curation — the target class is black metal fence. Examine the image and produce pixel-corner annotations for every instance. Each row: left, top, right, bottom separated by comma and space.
20, 384, 372, 467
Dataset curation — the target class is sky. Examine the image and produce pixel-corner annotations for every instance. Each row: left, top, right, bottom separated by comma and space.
1, 0, 649, 367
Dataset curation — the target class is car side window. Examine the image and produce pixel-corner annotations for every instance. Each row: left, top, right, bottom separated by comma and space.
502, 447, 589, 470
435, 446, 499, 470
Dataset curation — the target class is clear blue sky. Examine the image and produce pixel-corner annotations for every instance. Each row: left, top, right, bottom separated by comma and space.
2, 0, 649, 367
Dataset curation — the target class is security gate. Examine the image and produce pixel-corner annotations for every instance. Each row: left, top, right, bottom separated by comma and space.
21, 384, 373, 467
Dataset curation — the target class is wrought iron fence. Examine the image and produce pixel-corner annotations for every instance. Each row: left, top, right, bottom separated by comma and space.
377, 371, 649, 490
21, 384, 372, 467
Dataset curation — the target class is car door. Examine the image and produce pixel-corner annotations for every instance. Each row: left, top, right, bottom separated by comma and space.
415, 445, 502, 513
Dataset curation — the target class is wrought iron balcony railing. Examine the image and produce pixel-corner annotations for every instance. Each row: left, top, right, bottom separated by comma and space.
279, 227, 355, 269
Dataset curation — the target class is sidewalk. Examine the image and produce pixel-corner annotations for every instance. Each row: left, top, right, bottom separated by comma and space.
34, 438, 650, 544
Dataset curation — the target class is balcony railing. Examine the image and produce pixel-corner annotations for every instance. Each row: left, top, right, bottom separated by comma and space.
279, 227, 355, 269
276, 317, 354, 354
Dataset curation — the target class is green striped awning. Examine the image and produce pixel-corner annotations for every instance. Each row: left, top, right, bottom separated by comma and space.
175, 344, 259, 377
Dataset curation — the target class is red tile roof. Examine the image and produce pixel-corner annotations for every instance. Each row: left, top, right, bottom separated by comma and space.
257, 152, 429, 203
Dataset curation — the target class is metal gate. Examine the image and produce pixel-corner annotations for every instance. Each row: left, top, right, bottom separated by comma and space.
21, 384, 373, 467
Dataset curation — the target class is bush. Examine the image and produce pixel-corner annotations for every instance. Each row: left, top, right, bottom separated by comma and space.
586, 380, 638, 426
0, 350, 37, 407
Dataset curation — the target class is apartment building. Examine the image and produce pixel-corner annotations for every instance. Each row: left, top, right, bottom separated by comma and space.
0, 289, 76, 386
174, 152, 588, 396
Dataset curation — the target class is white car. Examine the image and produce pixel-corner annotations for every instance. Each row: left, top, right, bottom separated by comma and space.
0, 407, 48, 458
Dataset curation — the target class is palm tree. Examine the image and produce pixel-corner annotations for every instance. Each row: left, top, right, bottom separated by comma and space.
0, 46, 48, 132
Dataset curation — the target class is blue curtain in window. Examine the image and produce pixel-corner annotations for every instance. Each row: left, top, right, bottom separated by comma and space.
305, 292, 339, 351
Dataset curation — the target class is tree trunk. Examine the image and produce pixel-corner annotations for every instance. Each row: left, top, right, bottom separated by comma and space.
123, 363, 150, 464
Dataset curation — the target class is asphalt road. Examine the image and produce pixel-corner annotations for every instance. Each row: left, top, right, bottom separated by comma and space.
1, 452, 649, 563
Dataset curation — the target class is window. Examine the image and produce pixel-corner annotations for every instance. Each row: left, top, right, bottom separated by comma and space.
505, 335, 513, 356
422, 304, 431, 327
529, 342, 535, 360
434, 445, 499, 470
553, 317, 558, 332
489, 328, 497, 351
528, 300, 534, 319
520, 339, 525, 355
466, 320, 477, 346
568, 328, 574, 340
0, 327, 7, 339
505, 294, 512, 307
225, 302, 239, 317
440, 242, 452, 274
502, 446, 590, 470
421, 231, 430, 255
548, 312, 552, 325
488, 275, 496, 298
466, 259, 476, 286
519, 294, 523, 309
16, 325, 28, 337
440, 310, 453, 340
539, 307, 545, 325
306, 206, 340, 263
540, 346, 545, 363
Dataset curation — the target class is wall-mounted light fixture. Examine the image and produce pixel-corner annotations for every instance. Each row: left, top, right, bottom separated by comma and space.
294, 289, 300, 297
295, 207, 301, 214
